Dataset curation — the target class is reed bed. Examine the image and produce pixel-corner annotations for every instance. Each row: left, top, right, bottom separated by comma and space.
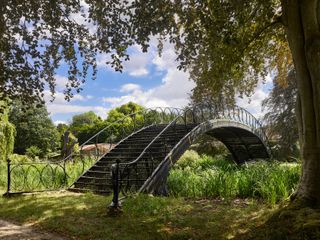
168, 150, 301, 204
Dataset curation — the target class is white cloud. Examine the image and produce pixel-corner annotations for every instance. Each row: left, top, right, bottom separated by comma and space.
45, 90, 107, 120
54, 75, 69, 89
236, 82, 269, 119
120, 83, 141, 93
69, 1, 97, 34
54, 120, 67, 126
43, 90, 92, 104
129, 68, 149, 77
152, 47, 177, 71
97, 45, 151, 77
123, 51, 150, 77
47, 104, 108, 119
103, 45, 195, 109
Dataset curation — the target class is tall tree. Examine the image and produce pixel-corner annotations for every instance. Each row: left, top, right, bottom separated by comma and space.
106, 102, 144, 123
9, 101, 59, 157
70, 111, 101, 130
69, 111, 102, 144
263, 70, 299, 160
0, 101, 15, 162
1, 1, 320, 205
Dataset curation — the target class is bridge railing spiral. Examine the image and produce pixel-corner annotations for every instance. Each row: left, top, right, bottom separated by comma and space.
4, 107, 184, 195
110, 102, 269, 205
188, 102, 268, 143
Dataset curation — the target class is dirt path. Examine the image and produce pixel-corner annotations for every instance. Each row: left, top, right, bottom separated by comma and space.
0, 219, 66, 240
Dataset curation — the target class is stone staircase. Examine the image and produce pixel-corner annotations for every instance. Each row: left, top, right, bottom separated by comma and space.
70, 123, 197, 194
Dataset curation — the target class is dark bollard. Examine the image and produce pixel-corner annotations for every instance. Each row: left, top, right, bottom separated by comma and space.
108, 160, 123, 216
3, 158, 11, 197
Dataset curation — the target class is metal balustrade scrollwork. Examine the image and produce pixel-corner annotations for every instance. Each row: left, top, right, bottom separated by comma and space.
4, 107, 184, 195
4, 102, 270, 197
110, 102, 270, 206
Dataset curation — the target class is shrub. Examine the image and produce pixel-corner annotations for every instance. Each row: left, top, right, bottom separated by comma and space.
9, 154, 32, 163
26, 145, 43, 158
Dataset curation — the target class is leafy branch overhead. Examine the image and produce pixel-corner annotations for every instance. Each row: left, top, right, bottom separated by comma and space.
0, 0, 289, 105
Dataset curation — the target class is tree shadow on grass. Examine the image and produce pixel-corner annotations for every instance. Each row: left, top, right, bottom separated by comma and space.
0, 193, 279, 240
235, 202, 320, 240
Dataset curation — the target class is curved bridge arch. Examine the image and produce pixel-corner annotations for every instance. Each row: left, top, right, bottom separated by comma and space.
140, 109, 271, 195
6, 102, 272, 196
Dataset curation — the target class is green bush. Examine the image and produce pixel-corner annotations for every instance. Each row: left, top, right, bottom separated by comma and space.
168, 150, 301, 205
9, 154, 32, 163
26, 145, 43, 158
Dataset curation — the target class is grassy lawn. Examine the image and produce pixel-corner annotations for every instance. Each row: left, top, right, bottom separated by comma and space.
0, 191, 277, 240
1, 153, 318, 239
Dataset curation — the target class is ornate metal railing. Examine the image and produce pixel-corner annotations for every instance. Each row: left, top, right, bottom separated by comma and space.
187, 102, 268, 143
4, 107, 184, 195
110, 102, 270, 206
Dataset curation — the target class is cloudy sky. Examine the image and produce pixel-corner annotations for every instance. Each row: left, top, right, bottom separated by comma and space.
47, 40, 273, 125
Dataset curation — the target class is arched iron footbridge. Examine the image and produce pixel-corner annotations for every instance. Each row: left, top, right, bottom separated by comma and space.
5, 102, 270, 198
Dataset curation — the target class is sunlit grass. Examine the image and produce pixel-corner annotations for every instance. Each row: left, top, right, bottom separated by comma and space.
0, 191, 275, 240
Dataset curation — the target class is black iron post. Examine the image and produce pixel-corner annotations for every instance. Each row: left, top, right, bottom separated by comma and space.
111, 160, 121, 208
4, 158, 11, 196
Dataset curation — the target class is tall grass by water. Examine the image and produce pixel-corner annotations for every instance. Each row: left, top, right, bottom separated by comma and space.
168, 150, 301, 204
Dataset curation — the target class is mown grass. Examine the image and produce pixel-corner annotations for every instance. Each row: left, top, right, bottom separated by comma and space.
1, 151, 319, 240
168, 151, 301, 205
1, 191, 319, 240
0, 191, 276, 240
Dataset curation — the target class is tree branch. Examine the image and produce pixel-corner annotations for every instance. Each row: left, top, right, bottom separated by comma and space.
241, 17, 282, 53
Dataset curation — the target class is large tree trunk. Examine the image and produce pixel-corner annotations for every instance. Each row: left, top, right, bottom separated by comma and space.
281, 0, 320, 207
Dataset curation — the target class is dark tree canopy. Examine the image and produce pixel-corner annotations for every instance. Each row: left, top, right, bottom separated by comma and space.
0, 0, 288, 106
0, 0, 133, 105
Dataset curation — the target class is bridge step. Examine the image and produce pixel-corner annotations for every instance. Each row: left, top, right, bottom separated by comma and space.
70, 124, 194, 193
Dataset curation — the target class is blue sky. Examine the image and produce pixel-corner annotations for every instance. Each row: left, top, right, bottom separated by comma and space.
46, 41, 197, 124
43, 2, 274, 125
39, 1, 274, 125
46, 40, 274, 125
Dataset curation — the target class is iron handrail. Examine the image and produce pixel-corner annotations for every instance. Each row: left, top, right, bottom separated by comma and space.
55, 106, 184, 164
110, 111, 189, 205
115, 104, 268, 171
7, 101, 270, 196
110, 102, 270, 204
6, 107, 185, 194
7, 107, 183, 166
118, 116, 183, 168
69, 123, 156, 188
